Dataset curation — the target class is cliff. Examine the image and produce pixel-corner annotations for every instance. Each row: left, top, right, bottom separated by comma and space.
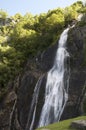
0, 22, 86, 130
16, 25, 86, 130
0, 24, 85, 130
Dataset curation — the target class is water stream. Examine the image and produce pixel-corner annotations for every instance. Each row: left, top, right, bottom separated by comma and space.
26, 27, 70, 130
38, 28, 70, 127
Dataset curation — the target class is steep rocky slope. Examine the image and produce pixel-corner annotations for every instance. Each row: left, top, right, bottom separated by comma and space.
61, 25, 86, 120
0, 24, 86, 130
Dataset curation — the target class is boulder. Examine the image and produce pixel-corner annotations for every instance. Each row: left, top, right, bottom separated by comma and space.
70, 120, 86, 130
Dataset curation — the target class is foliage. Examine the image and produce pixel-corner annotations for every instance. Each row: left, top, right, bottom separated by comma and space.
11, 13, 23, 22
0, 1, 85, 100
79, 7, 86, 13
0, 9, 8, 19
64, 1, 83, 25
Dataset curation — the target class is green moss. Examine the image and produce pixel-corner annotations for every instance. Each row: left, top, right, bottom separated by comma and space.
36, 116, 86, 130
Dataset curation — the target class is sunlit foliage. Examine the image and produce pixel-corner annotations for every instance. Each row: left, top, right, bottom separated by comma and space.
0, 1, 84, 99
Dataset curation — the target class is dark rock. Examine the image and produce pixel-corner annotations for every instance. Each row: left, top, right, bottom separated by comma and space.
61, 26, 86, 120
17, 72, 37, 129
16, 70, 47, 130
70, 120, 86, 130
25, 74, 47, 130
67, 26, 86, 69
36, 43, 58, 72
61, 71, 86, 120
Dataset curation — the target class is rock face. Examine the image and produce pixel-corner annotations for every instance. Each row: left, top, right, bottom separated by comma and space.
0, 89, 17, 130
13, 25, 86, 130
15, 44, 57, 130
61, 26, 86, 120
0, 25, 86, 130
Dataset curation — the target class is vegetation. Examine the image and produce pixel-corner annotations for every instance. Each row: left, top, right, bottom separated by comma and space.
77, 1, 86, 26
0, 9, 8, 17
36, 116, 86, 130
0, 1, 85, 99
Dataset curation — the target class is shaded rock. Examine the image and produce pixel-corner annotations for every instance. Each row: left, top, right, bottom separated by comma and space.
17, 72, 37, 129
67, 26, 86, 69
36, 43, 58, 72
82, 94, 86, 114
61, 71, 86, 120
61, 26, 86, 120
70, 120, 86, 130
15, 69, 47, 130
4, 91, 17, 104
0, 90, 16, 130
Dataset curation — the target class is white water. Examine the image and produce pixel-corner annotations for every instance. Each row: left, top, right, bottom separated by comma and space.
25, 76, 43, 130
77, 14, 83, 21
26, 27, 70, 130
82, 0, 86, 6
38, 28, 70, 127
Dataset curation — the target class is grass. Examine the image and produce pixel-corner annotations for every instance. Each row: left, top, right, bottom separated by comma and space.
36, 116, 86, 130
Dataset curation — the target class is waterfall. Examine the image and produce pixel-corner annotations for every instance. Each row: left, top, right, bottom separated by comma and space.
26, 27, 70, 130
38, 27, 70, 127
82, 0, 86, 6
25, 76, 43, 130
9, 100, 17, 130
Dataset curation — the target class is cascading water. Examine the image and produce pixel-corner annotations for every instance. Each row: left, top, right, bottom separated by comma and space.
25, 76, 43, 130
26, 27, 70, 130
38, 27, 70, 127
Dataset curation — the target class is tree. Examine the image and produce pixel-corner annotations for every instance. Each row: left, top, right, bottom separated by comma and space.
0, 10, 8, 25
0, 9, 8, 19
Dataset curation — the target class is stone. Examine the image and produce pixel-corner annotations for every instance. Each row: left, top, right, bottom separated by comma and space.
71, 120, 86, 130
4, 91, 17, 104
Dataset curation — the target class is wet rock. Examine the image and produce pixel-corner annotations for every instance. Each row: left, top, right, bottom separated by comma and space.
17, 72, 37, 129
61, 26, 86, 120
36, 43, 58, 72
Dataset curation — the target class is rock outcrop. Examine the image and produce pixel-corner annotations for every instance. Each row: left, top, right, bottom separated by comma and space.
61, 25, 86, 120
70, 120, 86, 130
